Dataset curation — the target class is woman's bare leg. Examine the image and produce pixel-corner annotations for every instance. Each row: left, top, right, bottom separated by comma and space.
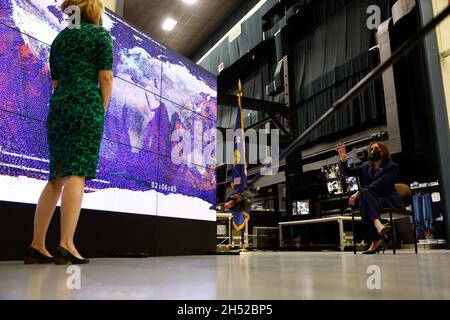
31, 177, 67, 257
366, 219, 387, 251
59, 175, 86, 259
367, 239, 383, 251
374, 219, 385, 233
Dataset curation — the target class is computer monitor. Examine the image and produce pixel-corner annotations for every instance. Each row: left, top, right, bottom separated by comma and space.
326, 179, 344, 195
324, 163, 341, 180
345, 176, 360, 193
292, 200, 310, 216
324, 161, 359, 196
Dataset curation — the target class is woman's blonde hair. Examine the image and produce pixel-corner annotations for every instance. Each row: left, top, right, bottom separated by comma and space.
61, 0, 104, 25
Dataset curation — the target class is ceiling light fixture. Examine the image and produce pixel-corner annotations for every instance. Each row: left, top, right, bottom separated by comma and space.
162, 18, 178, 31
182, 0, 197, 4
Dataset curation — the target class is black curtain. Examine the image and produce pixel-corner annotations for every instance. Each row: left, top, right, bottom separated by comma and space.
389, 6, 439, 182
292, 0, 395, 144
223, 54, 283, 128
213, 0, 396, 132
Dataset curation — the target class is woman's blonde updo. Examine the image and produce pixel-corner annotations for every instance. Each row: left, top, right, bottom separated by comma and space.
61, 0, 105, 25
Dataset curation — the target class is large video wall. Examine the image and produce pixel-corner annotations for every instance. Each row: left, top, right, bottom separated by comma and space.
0, 0, 217, 221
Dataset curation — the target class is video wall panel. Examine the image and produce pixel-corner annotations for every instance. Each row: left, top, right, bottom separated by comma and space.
0, 0, 217, 221
162, 50, 217, 121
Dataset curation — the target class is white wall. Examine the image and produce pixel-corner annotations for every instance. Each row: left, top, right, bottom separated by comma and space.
103, 0, 123, 16
432, 0, 450, 129
103, 0, 117, 12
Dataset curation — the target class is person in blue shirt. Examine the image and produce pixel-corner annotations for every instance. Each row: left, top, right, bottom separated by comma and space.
336, 141, 404, 254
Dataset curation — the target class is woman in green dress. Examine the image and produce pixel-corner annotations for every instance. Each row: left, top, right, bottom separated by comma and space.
24, 0, 114, 265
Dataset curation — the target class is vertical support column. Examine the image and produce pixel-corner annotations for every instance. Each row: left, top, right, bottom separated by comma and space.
245, 221, 249, 249
376, 19, 403, 154
417, 0, 450, 249
229, 216, 233, 246
283, 56, 292, 134
116, 0, 125, 16
338, 218, 345, 251
283, 53, 301, 222
279, 224, 283, 249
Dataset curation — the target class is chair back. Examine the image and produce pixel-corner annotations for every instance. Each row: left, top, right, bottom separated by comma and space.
395, 183, 412, 206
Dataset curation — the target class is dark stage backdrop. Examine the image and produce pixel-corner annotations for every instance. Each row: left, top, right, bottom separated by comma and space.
201, 0, 394, 143
292, 0, 394, 144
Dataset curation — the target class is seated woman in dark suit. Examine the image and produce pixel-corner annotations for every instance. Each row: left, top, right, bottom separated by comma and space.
336, 141, 405, 254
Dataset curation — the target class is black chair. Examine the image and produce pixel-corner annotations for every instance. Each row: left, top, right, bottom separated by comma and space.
352, 183, 418, 254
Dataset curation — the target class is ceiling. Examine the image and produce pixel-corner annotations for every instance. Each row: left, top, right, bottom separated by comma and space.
123, 0, 244, 59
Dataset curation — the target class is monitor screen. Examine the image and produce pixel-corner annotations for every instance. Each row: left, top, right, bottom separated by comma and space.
292, 200, 310, 216
324, 163, 341, 180
345, 177, 360, 193
326, 179, 344, 195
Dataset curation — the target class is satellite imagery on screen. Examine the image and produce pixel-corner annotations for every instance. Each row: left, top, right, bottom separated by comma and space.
0, 0, 217, 221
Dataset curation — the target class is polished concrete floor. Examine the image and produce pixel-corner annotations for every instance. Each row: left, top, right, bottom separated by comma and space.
1, 250, 450, 300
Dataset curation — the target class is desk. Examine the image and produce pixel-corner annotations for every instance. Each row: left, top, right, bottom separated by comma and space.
279, 215, 362, 251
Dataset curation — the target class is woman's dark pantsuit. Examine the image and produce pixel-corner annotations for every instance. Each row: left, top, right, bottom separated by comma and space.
341, 160, 405, 244
360, 189, 391, 243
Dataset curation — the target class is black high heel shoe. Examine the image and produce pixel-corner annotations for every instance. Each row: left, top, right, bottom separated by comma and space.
54, 246, 89, 265
362, 242, 386, 255
24, 247, 54, 264
379, 226, 392, 243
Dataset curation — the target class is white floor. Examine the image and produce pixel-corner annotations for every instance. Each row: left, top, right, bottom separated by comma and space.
1, 251, 450, 300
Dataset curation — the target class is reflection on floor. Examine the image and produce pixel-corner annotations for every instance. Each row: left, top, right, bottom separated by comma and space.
1, 251, 449, 300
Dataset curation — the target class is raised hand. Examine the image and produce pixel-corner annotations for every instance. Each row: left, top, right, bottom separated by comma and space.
335, 143, 347, 162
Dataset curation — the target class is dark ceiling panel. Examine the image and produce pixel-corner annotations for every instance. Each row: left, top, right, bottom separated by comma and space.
123, 0, 243, 58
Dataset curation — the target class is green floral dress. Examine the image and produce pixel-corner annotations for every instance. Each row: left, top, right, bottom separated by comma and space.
46, 22, 113, 181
